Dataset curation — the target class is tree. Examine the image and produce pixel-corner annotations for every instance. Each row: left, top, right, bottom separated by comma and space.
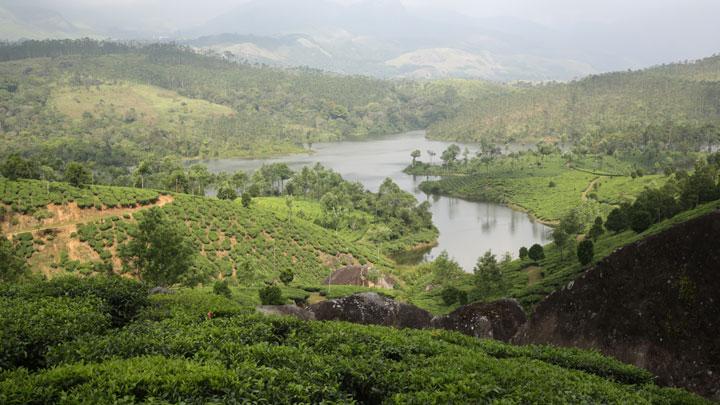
0, 232, 27, 282
216, 183, 237, 200
241, 192, 252, 208
410, 149, 421, 166
605, 207, 629, 233
630, 209, 653, 233
473, 251, 505, 297
259, 284, 284, 305
213, 279, 232, 298
279, 268, 294, 286
577, 239, 594, 266
64, 162, 91, 187
440, 144, 461, 166
588, 216, 605, 240
188, 164, 212, 196
120, 207, 196, 287
552, 228, 570, 260
528, 244, 545, 262
231, 171, 248, 193
134, 161, 151, 189
519, 246, 529, 260
1, 154, 36, 180
441, 286, 466, 306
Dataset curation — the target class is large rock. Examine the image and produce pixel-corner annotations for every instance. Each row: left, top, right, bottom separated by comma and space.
310, 292, 432, 329
324, 265, 397, 289
431, 299, 527, 342
514, 210, 720, 400
256, 305, 315, 321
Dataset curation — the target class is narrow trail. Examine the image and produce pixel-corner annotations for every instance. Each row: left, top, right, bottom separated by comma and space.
3, 195, 174, 237
581, 177, 602, 202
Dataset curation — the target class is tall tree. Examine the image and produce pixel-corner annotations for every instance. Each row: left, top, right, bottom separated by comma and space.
120, 208, 196, 287
64, 162, 91, 187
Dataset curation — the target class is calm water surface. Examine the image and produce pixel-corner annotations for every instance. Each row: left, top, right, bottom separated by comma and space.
198, 131, 551, 271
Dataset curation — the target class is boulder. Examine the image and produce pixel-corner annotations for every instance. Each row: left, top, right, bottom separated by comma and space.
256, 305, 316, 321
431, 299, 527, 342
324, 265, 397, 289
310, 292, 432, 329
514, 210, 720, 400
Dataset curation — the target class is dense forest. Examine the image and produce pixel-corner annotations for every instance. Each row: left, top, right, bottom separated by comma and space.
0, 39, 504, 183
428, 55, 720, 155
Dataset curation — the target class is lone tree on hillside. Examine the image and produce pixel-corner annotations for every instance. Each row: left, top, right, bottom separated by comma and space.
64, 162, 91, 187
605, 207, 629, 233
577, 239, 595, 266
519, 246, 529, 260
241, 192, 252, 208
552, 228, 570, 260
528, 244, 545, 262
120, 207, 195, 288
259, 284, 284, 305
473, 250, 506, 297
411, 149, 421, 166
279, 268, 294, 286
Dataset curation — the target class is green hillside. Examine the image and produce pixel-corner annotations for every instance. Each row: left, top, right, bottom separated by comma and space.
427, 55, 720, 152
0, 177, 412, 287
0, 277, 707, 404
0, 39, 498, 177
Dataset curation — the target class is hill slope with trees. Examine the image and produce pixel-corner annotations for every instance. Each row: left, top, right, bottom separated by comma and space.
427, 54, 720, 155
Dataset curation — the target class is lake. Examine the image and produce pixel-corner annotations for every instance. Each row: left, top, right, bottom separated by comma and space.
196, 131, 552, 271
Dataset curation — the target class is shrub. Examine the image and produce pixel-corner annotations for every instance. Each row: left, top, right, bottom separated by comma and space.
528, 244, 545, 261
519, 246, 528, 260
259, 285, 284, 305
279, 268, 294, 286
605, 207, 629, 233
9, 276, 149, 327
0, 296, 110, 370
213, 279, 232, 298
577, 240, 595, 266
629, 210, 653, 233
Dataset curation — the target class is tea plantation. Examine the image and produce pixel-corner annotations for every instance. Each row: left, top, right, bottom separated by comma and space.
0, 278, 708, 404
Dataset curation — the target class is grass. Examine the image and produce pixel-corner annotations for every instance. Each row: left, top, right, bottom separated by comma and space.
51, 82, 235, 124
502, 199, 720, 308
416, 153, 670, 223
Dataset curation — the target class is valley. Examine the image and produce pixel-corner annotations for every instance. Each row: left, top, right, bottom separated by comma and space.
2, 34, 720, 403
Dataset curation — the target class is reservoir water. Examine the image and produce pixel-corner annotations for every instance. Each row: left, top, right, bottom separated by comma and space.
198, 131, 552, 271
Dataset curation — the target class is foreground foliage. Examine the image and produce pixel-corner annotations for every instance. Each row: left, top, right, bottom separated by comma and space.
0, 280, 707, 404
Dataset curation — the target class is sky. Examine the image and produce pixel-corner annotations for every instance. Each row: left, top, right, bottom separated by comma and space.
3, 0, 719, 71
7, 0, 720, 27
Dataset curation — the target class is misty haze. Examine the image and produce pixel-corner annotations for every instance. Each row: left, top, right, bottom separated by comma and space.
0, 0, 719, 403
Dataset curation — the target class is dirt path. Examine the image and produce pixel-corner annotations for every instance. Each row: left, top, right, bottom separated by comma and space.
4, 195, 174, 237
581, 177, 602, 202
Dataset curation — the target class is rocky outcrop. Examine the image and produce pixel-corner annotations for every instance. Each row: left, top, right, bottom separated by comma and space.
256, 305, 315, 321
258, 293, 527, 340
324, 265, 397, 289
514, 210, 720, 400
310, 293, 432, 329
431, 299, 526, 342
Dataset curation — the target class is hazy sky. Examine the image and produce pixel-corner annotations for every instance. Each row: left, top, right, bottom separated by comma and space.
8, 0, 720, 26
4, 0, 719, 70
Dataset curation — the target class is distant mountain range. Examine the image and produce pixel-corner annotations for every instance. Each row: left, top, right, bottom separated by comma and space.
0, 4, 92, 40
2, 0, 717, 82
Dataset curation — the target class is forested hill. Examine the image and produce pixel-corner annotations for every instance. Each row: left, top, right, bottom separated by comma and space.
427, 54, 720, 152
0, 39, 499, 171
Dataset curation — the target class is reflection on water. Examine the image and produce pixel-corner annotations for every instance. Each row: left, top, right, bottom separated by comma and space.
197, 131, 552, 271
